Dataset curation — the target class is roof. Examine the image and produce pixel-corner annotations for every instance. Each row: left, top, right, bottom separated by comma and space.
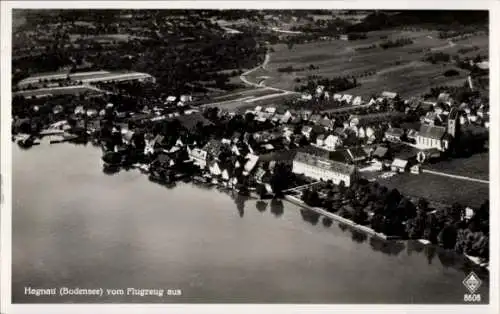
372, 146, 388, 158
203, 139, 223, 157
391, 158, 408, 168
418, 124, 446, 140
294, 152, 356, 176
346, 147, 368, 161
385, 128, 404, 137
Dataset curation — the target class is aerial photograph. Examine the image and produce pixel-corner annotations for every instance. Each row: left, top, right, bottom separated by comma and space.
11, 9, 489, 304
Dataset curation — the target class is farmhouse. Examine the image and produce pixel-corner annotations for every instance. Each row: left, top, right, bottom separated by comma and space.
292, 152, 358, 186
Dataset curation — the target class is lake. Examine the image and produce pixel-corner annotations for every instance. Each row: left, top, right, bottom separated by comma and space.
12, 140, 489, 303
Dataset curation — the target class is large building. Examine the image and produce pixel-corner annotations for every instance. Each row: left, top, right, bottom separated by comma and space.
292, 152, 358, 186
415, 124, 449, 151
17, 70, 155, 88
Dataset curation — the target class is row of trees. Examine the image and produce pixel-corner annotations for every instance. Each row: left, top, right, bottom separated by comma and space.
295, 75, 358, 94
299, 178, 489, 260
379, 38, 414, 50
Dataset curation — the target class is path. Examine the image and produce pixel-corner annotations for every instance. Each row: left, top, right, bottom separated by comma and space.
239, 52, 298, 95
422, 169, 489, 184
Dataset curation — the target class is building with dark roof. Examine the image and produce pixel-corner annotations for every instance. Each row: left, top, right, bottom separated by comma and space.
416, 124, 449, 152
292, 152, 358, 186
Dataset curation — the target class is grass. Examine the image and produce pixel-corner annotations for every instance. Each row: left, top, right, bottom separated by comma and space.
14, 86, 102, 97
253, 29, 488, 98
376, 172, 488, 209
425, 152, 489, 180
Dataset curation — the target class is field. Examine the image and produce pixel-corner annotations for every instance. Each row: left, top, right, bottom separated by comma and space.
425, 152, 489, 180
14, 86, 103, 97
250, 29, 488, 98
376, 172, 488, 209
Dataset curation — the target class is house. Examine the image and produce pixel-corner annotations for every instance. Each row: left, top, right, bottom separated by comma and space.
122, 130, 135, 145
345, 147, 368, 164
243, 153, 259, 175
437, 92, 453, 106
309, 114, 322, 124
265, 106, 277, 114
292, 152, 358, 186
280, 110, 293, 124
208, 161, 222, 176
180, 95, 193, 103
415, 124, 449, 151
301, 126, 313, 139
189, 147, 208, 168
352, 96, 363, 106
323, 134, 342, 150
333, 93, 342, 101
301, 93, 313, 100
316, 134, 326, 146
203, 139, 224, 160
371, 145, 389, 162
384, 128, 404, 142
319, 117, 335, 130
381, 91, 398, 100
391, 158, 408, 173
341, 94, 353, 104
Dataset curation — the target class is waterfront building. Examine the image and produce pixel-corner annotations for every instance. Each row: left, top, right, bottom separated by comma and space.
292, 152, 358, 186
188, 147, 208, 169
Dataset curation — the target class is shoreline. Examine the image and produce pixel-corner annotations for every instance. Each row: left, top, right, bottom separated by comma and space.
284, 195, 489, 271
284, 195, 399, 241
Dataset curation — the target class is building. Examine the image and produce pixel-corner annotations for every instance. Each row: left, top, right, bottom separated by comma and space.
415, 124, 449, 151
189, 147, 208, 168
384, 128, 404, 142
292, 152, 358, 186
391, 158, 408, 173
323, 134, 343, 150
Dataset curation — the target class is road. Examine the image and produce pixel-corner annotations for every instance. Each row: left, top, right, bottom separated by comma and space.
421, 169, 489, 184
239, 52, 298, 95
201, 51, 299, 109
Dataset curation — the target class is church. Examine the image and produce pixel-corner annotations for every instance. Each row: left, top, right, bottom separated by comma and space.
415, 108, 460, 152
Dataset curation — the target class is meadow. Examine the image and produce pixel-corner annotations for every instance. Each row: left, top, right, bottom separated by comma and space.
377, 172, 488, 209
252, 29, 488, 99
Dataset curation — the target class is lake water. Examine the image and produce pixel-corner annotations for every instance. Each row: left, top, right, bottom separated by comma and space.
12, 140, 489, 303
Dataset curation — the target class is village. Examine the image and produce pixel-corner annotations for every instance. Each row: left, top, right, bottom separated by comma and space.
11, 66, 490, 269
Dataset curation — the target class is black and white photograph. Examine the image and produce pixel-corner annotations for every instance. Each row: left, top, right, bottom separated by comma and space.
2, 1, 498, 313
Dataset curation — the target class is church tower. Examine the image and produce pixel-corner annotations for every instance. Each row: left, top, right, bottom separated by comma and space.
447, 107, 460, 139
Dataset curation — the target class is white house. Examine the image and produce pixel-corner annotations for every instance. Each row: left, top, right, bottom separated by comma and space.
189, 147, 208, 168
333, 93, 342, 101
341, 94, 353, 104
324, 134, 342, 150
209, 162, 222, 176
352, 96, 363, 106
301, 93, 313, 100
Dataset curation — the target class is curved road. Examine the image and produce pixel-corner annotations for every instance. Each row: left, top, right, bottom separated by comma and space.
239, 52, 298, 95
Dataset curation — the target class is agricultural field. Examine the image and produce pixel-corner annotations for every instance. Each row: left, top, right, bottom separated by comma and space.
376, 172, 488, 209
251, 29, 488, 98
425, 152, 489, 181
13, 86, 103, 98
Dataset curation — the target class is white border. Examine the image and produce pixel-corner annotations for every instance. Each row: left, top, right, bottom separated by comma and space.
1, 1, 498, 314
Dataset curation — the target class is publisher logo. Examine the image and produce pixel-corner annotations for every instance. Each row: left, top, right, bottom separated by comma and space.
463, 272, 482, 302
463, 272, 481, 294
